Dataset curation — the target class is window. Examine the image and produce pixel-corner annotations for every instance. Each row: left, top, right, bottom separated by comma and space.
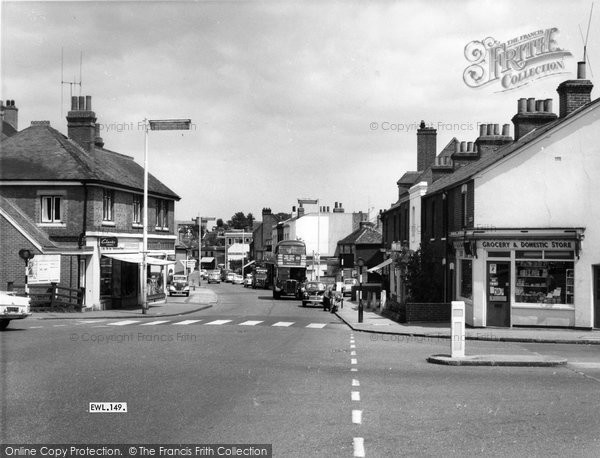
155, 199, 168, 228
460, 259, 473, 299
103, 189, 114, 221
431, 200, 436, 238
515, 260, 574, 304
461, 184, 468, 228
133, 194, 142, 225
41, 196, 61, 223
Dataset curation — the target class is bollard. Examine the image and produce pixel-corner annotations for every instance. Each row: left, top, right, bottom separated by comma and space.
451, 301, 466, 358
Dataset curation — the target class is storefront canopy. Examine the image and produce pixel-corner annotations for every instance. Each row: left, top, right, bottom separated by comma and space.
102, 253, 175, 265
200, 257, 215, 263
367, 258, 392, 273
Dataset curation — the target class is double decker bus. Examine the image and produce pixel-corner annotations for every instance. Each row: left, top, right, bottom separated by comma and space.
269, 240, 307, 299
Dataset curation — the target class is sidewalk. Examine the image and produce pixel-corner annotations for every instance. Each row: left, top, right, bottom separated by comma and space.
31, 287, 217, 320
335, 300, 600, 345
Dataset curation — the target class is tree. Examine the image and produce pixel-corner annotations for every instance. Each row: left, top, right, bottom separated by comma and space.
228, 211, 255, 230
404, 241, 444, 303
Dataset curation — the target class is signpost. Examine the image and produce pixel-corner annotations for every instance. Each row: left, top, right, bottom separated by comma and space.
357, 257, 365, 323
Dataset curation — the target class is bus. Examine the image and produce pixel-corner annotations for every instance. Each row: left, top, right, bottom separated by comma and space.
270, 240, 307, 299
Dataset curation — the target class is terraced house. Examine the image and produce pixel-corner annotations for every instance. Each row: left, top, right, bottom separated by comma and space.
0, 96, 179, 310
382, 62, 600, 329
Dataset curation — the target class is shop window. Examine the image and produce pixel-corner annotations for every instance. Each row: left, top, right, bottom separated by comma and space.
155, 199, 169, 229
488, 251, 510, 257
516, 251, 543, 259
41, 196, 62, 223
460, 259, 472, 299
515, 260, 574, 304
100, 256, 112, 296
103, 189, 114, 222
133, 194, 142, 225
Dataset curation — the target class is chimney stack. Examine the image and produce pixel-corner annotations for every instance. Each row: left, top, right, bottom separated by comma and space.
94, 123, 104, 148
67, 95, 97, 152
511, 96, 557, 141
1, 99, 19, 131
556, 61, 593, 118
417, 120, 437, 171
475, 123, 513, 156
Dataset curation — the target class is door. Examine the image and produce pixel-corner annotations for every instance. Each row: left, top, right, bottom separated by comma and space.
487, 261, 510, 327
594, 267, 600, 328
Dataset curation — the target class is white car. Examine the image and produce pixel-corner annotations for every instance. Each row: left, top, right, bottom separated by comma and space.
0, 291, 31, 330
232, 274, 244, 285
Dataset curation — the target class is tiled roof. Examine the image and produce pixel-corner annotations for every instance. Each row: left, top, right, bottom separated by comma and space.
426, 96, 600, 195
0, 124, 179, 199
0, 195, 56, 250
397, 171, 421, 185
339, 225, 382, 245
1, 120, 18, 140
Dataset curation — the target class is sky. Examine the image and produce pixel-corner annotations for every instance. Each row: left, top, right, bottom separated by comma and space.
2, 0, 598, 224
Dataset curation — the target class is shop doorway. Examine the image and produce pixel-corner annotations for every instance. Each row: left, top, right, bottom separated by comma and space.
594, 266, 600, 328
487, 261, 510, 327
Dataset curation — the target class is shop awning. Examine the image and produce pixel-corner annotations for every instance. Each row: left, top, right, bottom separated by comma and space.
367, 258, 393, 273
102, 253, 175, 265
200, 257, 215, 263
243, 260, 256, 269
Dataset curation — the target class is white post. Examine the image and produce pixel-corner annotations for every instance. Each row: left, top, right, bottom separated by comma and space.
451, 301, 466, 357
317, 199, 320, 280
142, 120, 149, 314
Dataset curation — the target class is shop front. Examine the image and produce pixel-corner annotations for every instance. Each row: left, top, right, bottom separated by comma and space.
452, 229, 584, 328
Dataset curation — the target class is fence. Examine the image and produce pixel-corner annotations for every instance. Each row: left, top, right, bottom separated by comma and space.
6, 282, 84, 310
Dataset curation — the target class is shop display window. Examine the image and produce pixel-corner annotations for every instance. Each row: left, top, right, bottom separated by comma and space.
515, 260, 574, 304
100, 257, 112, 297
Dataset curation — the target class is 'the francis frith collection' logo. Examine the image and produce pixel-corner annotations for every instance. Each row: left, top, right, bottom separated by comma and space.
463, 28, 572, 91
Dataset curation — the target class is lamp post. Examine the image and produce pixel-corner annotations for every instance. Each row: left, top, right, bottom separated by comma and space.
357, 257, 365, 323
142, 118, 191, 314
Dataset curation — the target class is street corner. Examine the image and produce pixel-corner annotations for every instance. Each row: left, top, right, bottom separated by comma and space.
426, 353, 568, 367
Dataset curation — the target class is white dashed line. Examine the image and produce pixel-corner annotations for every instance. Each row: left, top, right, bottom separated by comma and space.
139, 320, 170, 326
351, 391, 360, 401
351, 358, 357, 365
272, 322, 294, 327
353, 437, 365, 457
29, 326, 44, 329
306, 323, 327, 328
352, 410, 362, 424
351, 368, 358, 372
352, 379, 360, 387
173, 320, 202, 325
205, 320, 232, 325
351, 350, 356, 356
107, 320, 140, 326
238, 320, 263, 326
350, 344, 356, 349
53, 324, 67, 327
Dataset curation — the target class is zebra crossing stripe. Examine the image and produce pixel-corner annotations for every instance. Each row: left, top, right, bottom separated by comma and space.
306, 323, 327, 328
108, 320, 140, 326
140, 320, 171, 326
205, 319, 232, 325
272, 322, 294, 327
173, 320, 202, 325
238, 320, 263, 326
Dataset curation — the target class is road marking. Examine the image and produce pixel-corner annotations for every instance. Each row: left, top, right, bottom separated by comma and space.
306, 323, 327, 328
238, 320, 263, 326
29, 326, 44, 329
353, 437, 365, 457
352, 410, 362, 424
351, 358, 357, 365
53, 324, 67, 327
350, 344, 356, 349
205, 320, 232, 325
77, 320, 107, 324
139, 320, 170, 326
351, 391, 360, 401
352, 379, 360, 387
568, 362, 600, 369
350, 339, 355, 344
272, 322, 294, 327
173, 320, 202, 325
351, 368, 358, 372
107, 320, 140, 326
351, 350, 356, 356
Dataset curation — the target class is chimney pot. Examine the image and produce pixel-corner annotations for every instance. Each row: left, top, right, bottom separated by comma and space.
461, 141, 467, 152
502, 124, 510, 136
467, 141, 473, 152
544, 99, 553, 113
479, 124, 487, 137
78, 96, 85, 111
535, 100, 544, 112
494, 124, 500, 135
577, 61, 586, 79
71, 96, 78, 110
487, 124, 494, 135
85, 95, 92, 111
527, 98, 536, 112
518, 98, 527, 113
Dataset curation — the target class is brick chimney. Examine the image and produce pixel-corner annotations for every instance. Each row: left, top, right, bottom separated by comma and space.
511, 97, 557, 141
1, 99, 18, 131
475, 123, 513, 155
67, 95, 97, 152
557, 62, 593, 118
417, 120, 436, 171
94, 123, 104, 148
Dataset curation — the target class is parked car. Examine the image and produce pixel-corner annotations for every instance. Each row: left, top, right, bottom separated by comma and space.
244, 274, 253, 288
232, 274, 244, 285
226, 272, 235, 283
301, 281, 327, 307
168, 274, 190, 297
208, 270, 221, 284
200, 269, 208, 280
342, 278, 358, 297
0, 291, 31, 330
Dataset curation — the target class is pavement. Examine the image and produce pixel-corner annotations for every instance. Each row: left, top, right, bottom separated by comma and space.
30, 286, 217, 320
334, 299, 600, 367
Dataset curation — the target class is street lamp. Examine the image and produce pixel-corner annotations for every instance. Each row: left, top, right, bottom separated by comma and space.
142, 118, 191, 314
357, 257, 365, 323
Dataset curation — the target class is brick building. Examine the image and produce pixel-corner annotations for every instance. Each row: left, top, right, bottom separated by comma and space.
382, 62, 599, 329
0, 95, 179, 309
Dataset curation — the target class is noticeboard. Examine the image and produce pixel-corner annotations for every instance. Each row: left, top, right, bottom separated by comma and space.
27, 254, 61, 284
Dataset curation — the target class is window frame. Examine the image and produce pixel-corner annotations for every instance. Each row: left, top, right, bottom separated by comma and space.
102, 189, 114, 222
40, 195, 62, 223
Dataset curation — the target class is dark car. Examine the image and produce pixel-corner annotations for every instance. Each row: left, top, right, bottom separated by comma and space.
168, 275, 190, 297
208, 270, 221, 284
301, 281, 326, 307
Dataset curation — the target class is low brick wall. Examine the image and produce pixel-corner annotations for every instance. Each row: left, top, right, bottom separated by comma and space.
383, 298, 450, 323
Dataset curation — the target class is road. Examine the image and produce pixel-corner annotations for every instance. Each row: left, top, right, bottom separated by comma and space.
2, 282, 600, 457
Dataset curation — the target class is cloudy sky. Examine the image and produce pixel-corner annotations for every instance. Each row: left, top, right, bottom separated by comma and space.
2, 0, 598, 223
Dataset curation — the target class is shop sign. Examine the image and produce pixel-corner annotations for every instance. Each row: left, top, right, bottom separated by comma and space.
99, 237, 119, 248
480, 240, 574, 250
27, 254, 61, 284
